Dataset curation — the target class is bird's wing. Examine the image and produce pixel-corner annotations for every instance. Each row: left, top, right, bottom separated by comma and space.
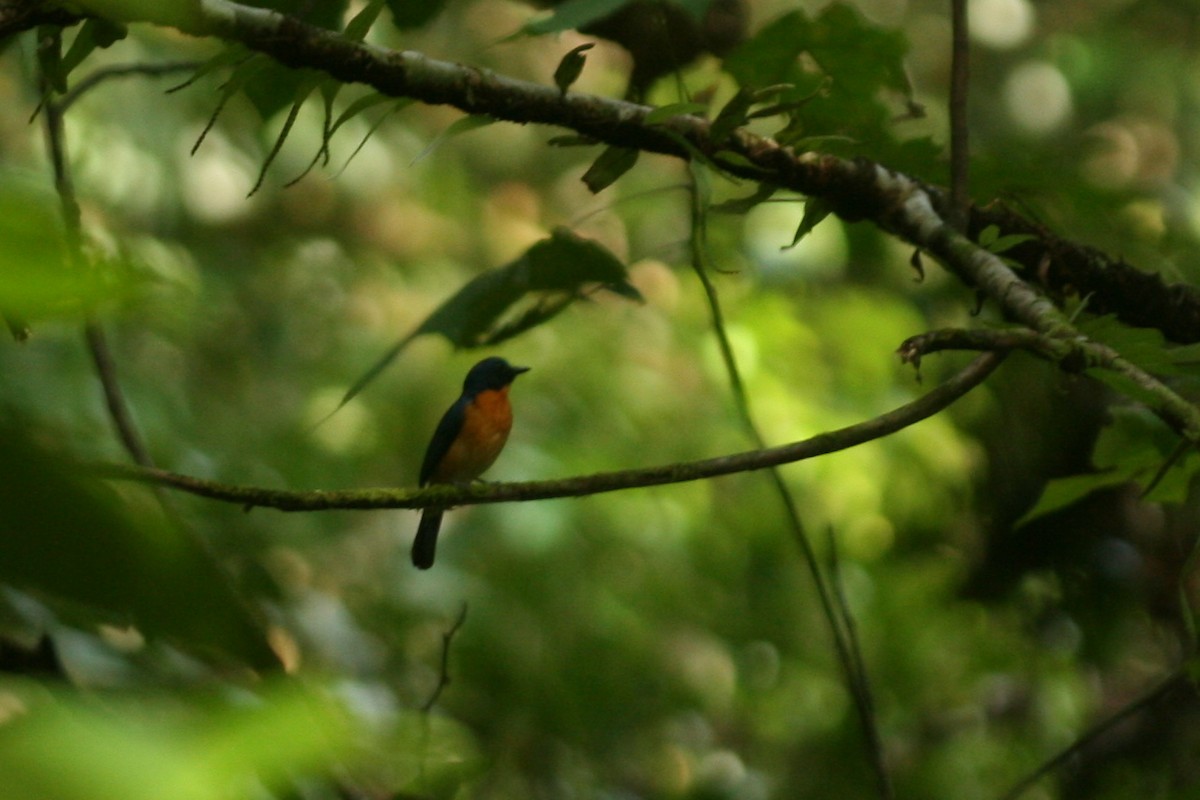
420, 396, 468, 485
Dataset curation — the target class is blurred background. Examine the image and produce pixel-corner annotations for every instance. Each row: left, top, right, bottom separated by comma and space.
1, 0, 1200, 797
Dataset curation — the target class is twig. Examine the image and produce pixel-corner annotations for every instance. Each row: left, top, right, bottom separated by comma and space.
40, 41, 158, 471
94, 353, 1005, 510
421, 603, 469, 712
998, 669, 1189, 800
687, 168, 891, 798
84, 323, 155, 466
897, 326, 1074, 372
58, 60, 201, 112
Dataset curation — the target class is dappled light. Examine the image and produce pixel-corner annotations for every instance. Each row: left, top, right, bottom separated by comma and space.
1, 0, 1200, 798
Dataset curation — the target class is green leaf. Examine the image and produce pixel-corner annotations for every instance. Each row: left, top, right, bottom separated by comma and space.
1017, 471, 1130, 527
548, 134, 599, 147
344, 0, 386, 40
0, 175, 124, 320
0, 682, 351, 800
60, 18, 128, 80
784, 198, 831, 249
1079, 314, 1181, 377
581, 145, 639, 193
249, 72, 325, 195
385, 0, 448, 29
644, 102, 709, 125
0, 422, 278, 669
709, 88, 754, 144
413, 114, 495, 164
710, 182, 778, 214
1019, 406, 1192, 526
520, 0, 630, 36
554, 43, 595, 94
333, 229, 642, 409
978, 224, 1035, 255
722, 3, 920, 166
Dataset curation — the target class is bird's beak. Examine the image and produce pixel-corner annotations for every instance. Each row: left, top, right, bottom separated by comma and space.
513, 365, 531, 376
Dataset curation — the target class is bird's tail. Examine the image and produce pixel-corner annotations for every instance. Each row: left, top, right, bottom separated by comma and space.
412, 509, 444, 569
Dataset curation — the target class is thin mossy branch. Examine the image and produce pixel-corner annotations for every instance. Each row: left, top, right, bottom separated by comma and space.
94, 351, 1003, 511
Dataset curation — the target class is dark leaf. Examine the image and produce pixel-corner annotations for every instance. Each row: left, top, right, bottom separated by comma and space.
0, 422, 278, 670
548, 134, 600, 147
385, 0, 448, 29
521, 0, 631, 36
709, 88, 754, 144
413, 115, 494, 164
334, 229, 641, 409
644, 102, 709, 125
582, 146, 639, 193
784, 198, 831, 249
710, 182, 777, 214
910, 248, 924, 282
554, 43, 595, 94
345, 0, 386, 39
244, 0, 347, 30
60, 18, 128, 81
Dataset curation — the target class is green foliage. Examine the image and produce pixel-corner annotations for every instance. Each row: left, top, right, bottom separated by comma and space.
5, 0, 1200, 798
0, 681, 353, 800
0, 423, 277, 669
722, 2, 936, 169
333, 228, 642, 410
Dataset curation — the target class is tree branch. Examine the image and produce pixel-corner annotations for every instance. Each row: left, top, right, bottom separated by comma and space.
9, 1, 1200, 342
93, 352, 1003, 510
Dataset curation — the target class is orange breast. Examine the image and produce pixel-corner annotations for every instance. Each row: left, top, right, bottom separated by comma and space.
428, 387, 514, 484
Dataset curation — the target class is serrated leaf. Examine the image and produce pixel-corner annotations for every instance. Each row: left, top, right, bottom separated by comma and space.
581, 145, 639, 193
784, 198, 831, 249
554, 43, 594, 94
413, 114, 494, 164
723, 3, 919, 165
332, 229, 641, 410
384, 0, 447, 29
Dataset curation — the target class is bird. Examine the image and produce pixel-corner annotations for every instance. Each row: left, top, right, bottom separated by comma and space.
412, 357, 530, 569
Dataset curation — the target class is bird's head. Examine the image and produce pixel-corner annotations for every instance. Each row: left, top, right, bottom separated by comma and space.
463, 357, 530, 394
